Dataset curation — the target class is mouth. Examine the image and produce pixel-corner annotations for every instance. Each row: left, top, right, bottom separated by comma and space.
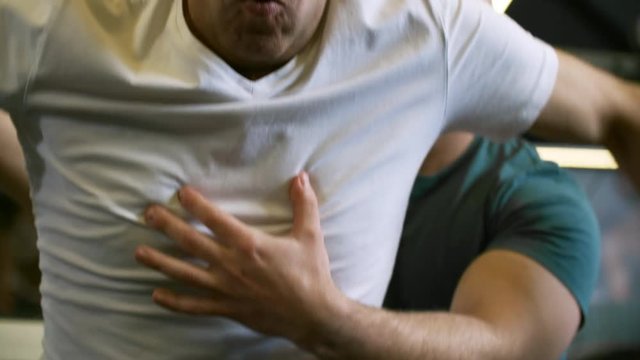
244, 0, 285, 16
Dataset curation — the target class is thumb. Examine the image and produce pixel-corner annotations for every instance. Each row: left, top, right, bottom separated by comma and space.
289, 172, 322, 241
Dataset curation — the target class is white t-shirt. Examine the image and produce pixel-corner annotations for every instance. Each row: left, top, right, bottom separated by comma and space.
0, 0, 558, 358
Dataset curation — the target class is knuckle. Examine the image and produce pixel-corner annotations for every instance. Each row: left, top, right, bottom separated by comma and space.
182, 269, 203, 286
201, 208, 222, 229
305, 191, 319, 207
178, 228, 203, 250
238, 234, 258, 257
299, 225, 321, 241
150, 213, 167, 228
194, 302, 214, 315
216, 275, 235, 296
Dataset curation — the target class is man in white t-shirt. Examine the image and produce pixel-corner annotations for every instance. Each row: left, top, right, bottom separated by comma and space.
0, 1, 639, 359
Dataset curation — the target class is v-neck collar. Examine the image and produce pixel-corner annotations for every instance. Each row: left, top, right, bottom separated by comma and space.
171, 0, 312, 98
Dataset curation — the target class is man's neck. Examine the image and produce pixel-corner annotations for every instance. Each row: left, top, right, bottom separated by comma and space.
183, 0, 327, 81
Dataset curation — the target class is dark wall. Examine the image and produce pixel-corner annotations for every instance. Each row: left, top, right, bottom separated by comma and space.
507, 0, 640, 52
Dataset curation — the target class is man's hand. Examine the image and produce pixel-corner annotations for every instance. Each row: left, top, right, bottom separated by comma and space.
135, 172, 344, 346
135, 171, 582, 360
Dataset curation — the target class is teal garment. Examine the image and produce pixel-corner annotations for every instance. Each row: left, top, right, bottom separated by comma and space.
384, 137, 601, 327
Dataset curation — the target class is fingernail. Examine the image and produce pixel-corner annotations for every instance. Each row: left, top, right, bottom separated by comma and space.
144, 207, 156, 225
299, 172, 308, 188
135, 246, 148, 258
178, 187, 190, 206
153, 288, 167, 302
176, 190, 182, 206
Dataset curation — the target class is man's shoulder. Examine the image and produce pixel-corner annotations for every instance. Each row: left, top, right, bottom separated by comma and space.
431, 137, 541, 189
1, 1, 173, 34
0, 0, 64, 109
0, 0, 63, 53
461, 137, 592, 223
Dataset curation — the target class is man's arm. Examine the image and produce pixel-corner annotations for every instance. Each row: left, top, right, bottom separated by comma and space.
529, 49, 640, 189
0, 112, 30, 211
307, 250, 579, 360
135, 174, 580, 360
0, 113, 30, 315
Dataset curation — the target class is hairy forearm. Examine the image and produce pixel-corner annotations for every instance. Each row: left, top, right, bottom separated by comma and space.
303, 298, 518, 360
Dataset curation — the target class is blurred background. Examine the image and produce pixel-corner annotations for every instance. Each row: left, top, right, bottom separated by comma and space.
0, 0, 639, 359
510, 1, 640, 358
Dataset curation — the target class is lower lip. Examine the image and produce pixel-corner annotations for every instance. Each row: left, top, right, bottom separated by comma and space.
243, 1, 283, 16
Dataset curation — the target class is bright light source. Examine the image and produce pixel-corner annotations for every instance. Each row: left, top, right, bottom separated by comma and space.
535, 146, 618, 170
492, 0, 514, 13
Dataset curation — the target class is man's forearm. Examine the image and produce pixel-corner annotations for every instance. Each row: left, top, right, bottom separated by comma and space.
304, 299, 510, 360
302, 251, 580, 360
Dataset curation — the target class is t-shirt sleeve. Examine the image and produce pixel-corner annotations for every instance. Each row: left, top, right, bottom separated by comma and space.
486, 162, 601, 325
435, 0, 558, 140
0, 0, 60, 111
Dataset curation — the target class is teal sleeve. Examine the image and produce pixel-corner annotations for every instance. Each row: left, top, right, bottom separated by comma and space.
487, 162, 601, 325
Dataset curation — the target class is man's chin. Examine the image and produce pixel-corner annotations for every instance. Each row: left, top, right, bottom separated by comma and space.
224, 40, 291, 78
